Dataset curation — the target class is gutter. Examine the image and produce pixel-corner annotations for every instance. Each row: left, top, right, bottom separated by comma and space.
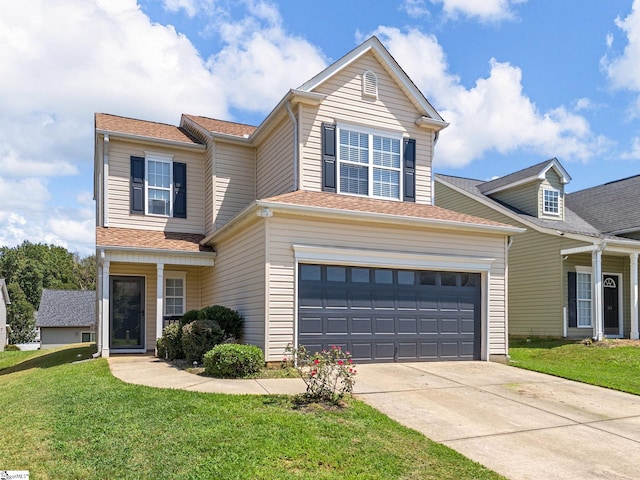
95, 129, 206, 151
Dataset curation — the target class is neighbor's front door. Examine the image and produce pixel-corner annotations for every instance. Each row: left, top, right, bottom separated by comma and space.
603, 274, 620, 336
110, 276, 145, 350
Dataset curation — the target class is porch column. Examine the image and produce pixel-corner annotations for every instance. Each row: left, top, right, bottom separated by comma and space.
101, 260, 110, 358
631, 253, 639, 340
592, 249, 604, 340
156, 263, 164, 349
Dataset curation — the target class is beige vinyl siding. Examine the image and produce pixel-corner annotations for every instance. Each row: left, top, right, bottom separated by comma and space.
106, 138, 205, 234
256, 117, 294, 199
109, 263, 203, 351
490, 182, 539, 217
0, 297, 6, 350
214, 142, 256, 230
203, 220, 266, 348
204, 142, 215, 236
299, 51, 433, 204
539, 170, 565, 220
265, 214, 507, 361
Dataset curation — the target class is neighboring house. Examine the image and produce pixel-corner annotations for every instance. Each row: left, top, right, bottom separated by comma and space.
435, 158, 640, 341
36, 289, 96, 348
0, 279, 10, 351
94, 36, 522, 363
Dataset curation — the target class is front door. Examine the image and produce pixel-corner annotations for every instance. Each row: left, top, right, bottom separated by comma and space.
110, 276, 145, 350
603, 274, 620, 336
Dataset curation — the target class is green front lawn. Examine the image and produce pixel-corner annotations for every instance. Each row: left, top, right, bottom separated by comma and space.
0, 346, 503, 480
509, 337, 640, 395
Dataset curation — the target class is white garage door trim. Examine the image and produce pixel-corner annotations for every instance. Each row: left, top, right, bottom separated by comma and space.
292, 244, 493, 361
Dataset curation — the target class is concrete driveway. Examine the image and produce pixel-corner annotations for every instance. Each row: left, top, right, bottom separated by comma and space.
353, 361, 640, 480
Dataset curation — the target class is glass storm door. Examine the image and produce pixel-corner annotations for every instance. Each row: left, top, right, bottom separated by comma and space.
110, 276, 145, 350
603, 274, 619, 336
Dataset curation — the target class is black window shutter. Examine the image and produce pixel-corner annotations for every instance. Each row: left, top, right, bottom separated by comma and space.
173, 162, 187, 218
130, 156, 145, 214
322, 123, 336, 192
403, 138, 416, 202
568, 271, 577, 328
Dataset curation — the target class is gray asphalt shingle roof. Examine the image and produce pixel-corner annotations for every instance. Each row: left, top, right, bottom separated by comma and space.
36, 290, 96, 328
566, 175, 640, 234
477, 159, 557, 193
435, 173, 607, 238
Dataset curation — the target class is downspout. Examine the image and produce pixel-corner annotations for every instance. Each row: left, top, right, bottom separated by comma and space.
93, 249, 105, 358
103, 134, 109, 227
285, 101, 298, 190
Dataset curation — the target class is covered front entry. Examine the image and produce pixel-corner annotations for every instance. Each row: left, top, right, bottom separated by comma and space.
298, 264, 481, 362
603, 274, 621, 336
110, 276, 145, 351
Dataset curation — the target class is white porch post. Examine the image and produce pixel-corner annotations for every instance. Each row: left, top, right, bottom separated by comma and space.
156, 263, 164, 350
101, 260, 110, 358
592, 249, 604, 340
631, 253, 639, 340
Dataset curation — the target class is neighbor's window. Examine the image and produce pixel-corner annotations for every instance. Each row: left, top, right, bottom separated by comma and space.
81, 332, 95, 343
338, 127, 401, 199
543, 188, 559, 215
577, 272, 592, 327
147, 158, 172, 216
165, 273, 186, 316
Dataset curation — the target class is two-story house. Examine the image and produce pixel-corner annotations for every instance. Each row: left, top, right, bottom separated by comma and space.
94, 37, 521, 363
436, 159, 640, 341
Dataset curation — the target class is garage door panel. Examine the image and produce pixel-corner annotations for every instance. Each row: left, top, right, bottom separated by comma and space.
352, 317, 372, 333
398, 317, 418, 333
375, 317, 395, 334
298, 265, 481, 362
326, 317, 348, 334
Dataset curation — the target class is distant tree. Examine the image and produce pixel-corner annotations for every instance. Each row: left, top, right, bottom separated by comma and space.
6, 283, 36, 343
0, 241, 96, 343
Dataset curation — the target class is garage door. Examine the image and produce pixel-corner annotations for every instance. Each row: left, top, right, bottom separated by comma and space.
298, 264, 481, 362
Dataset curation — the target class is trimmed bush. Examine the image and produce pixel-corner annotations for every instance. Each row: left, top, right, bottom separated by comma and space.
180, 309, 200, 327
158, 323, 183, 360
198, 305, 243, 341
5, 344, 20, 351
204, 344, 264, 378
181, 319, 224, 364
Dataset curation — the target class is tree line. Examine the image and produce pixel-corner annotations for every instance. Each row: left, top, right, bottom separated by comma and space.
0, 241, 96, 343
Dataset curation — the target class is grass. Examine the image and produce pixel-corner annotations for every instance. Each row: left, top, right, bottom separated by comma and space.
0, 345, 504, 480
509, 337, 640, 395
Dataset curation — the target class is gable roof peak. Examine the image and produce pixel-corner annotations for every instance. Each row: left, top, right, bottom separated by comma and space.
297, 36, 446, 126
478, 157, 571, 195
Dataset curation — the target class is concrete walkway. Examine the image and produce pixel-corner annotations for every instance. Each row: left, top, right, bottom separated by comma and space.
108, 356, 640, 480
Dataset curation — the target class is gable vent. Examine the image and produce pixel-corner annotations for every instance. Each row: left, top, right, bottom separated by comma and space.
362, 70, 378, 98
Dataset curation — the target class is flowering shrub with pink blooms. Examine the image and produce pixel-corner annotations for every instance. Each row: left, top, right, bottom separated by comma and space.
284, 344, 357, 404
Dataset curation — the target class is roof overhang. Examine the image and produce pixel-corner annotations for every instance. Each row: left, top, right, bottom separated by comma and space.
481, 158, 571, 195
0, 280, 10, 305
94, 129, 206, 151
98, 246, 216, 267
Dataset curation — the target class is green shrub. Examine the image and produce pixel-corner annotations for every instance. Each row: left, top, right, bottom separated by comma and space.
5, 344, 20, 351
204, 344, 264, 378
181, 319, 224, 364
198, 305, 243, 341
158, 322, 183, 360
180, 309, 200, 327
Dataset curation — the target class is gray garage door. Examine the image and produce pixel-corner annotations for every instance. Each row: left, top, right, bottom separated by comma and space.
298, 264, 481, 362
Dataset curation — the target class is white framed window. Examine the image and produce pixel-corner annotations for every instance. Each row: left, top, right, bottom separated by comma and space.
338, 125, 402, 200
576, 268, 592, 328
543, 188, 559, 215
146, 154, 173, 216
164, 272, 186, 317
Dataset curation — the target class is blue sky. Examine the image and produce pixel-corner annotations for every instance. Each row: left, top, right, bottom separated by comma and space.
1, 0, 639, 256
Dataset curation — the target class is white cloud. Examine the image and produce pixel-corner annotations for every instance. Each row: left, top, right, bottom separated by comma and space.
620, 136, 640, 160
402, 0, 431, 18
602, 1, 640, 91
431, 0, 526, 22
205, 2, 327, 113
374, 27, 610, 167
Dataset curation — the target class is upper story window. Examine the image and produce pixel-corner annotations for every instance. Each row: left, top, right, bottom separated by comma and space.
543, 188, 559, 215
130, 153, 187, 218
147, 158, 172, 215
338, 127, 402, 200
